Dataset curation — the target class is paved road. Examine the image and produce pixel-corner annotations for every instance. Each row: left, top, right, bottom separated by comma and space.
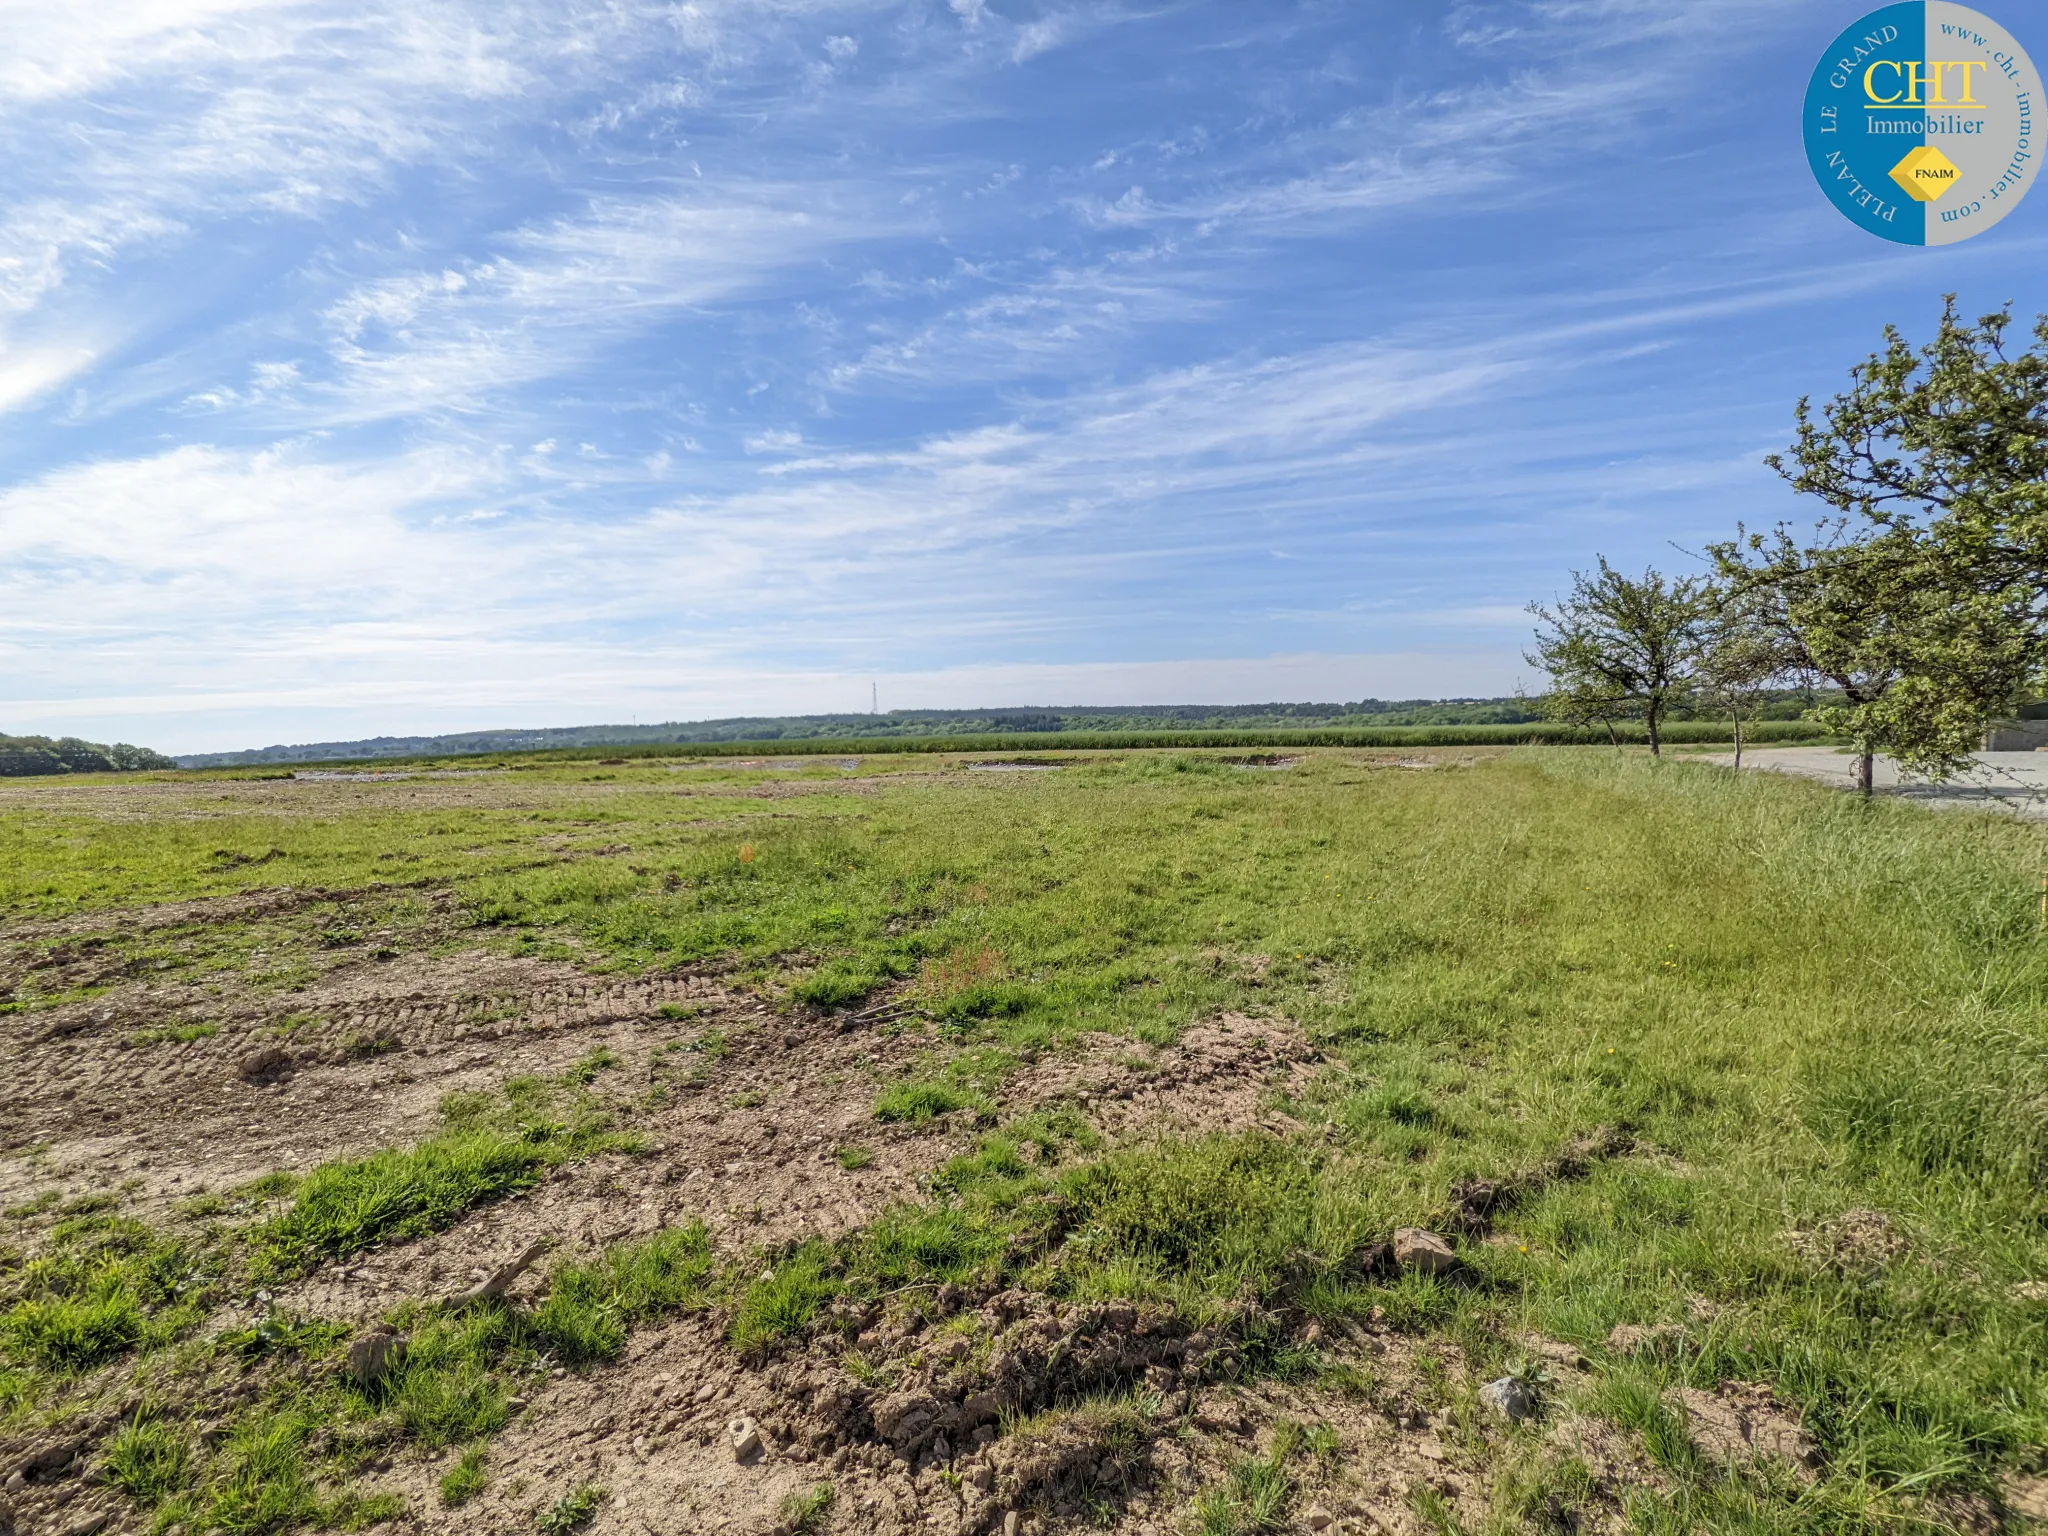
1706, 746, 2048, 817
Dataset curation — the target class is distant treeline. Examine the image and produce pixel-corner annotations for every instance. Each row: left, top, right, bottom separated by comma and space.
174, 693, 1837, 767
0, 734, 178, 777
191, 718, 1834, 772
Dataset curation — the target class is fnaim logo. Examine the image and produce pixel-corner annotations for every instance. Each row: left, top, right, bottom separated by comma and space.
1804, 3, 2038, 244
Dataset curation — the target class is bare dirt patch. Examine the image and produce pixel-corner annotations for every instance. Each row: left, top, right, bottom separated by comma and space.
1669, 1381, 1819, 1478
370, 1293, 1662, 1536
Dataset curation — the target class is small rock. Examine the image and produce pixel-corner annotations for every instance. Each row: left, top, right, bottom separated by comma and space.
506, 1397, 528, 1412
1144, 1364, 1178, 1393
1304, 1506, 1335, 1532
345, 1328, 407, 1386
729, 1416, 764, 1462
967, 1465, 993, 1492
694, 1382, 718, 1404
631, 1435, 649, 1458
2012, 1281, 2048, 1305
1392, 1228, 1460, 1277
1479, 1375, 1540, 1422
1004, 1514, 1020, 1536
940, 1337, 971, 1362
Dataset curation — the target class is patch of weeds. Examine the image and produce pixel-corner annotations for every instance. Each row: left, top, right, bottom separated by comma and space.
102, 1413, 192, 1506
731, 1241, 839, 1357
258, 1077, 635, 1279
835, 1145, 876, 1170
655, 1001, 705, 1021
200, 1405, 328, 1534
252, 1131, 548, 1278
537, 1483, 609, 1534
933, 1109, 1096, 1199
649, 1030, 728, 1089
1588, 1370, 1701, 1475
127, 1021, 219, 1047
1058, 1132, 1323, 1306
1194, 1442, 1293, 1535
731, 1088, 767, 1108
1410, 1483, 1466, 1536
842, 1348, 893, 1388
332, 1490, 407, 1529
362, 1225, 713, 1455
237, 1170, 299, 1202
564, 1047, 620, 1086
1, 1216, 220, 1372
1490, 1452, 1598, 1535
1317, 1360, 1378, 1400
779, 1482, 836, 1535
864, 1205, 1004, 1287
387, 1315, 516, 1448
873, 1079, 974, 1124
441, 1444, 490, 1507
794, 958, 894, 1008
342, 1031, 398, 1059
531, 1223, 716, 1366
220, 1311, 347, 1363
3, 1190, 60, 1220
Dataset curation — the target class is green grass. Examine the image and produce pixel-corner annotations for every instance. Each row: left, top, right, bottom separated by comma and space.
730, 1242, 839, 1357
251, 1130, 550, 1279
14, 746, 2048, 1524
779, 1483, 836, 1535
872, 1079, 975, 1123
1194, 1449, 1293, 1536
252, 1078, 632, 1279
102, 1413, 193, 1505
1, 1215, 220, 1373
440, 1445, 490, 1507
127, 1021, 220, 1046
537, 1483, 608, 1534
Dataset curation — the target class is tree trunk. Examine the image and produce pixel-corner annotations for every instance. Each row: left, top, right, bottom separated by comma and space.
1857, 750, 1874, 797
1646, 706, 1662, 758
1732, 710, 1743, 769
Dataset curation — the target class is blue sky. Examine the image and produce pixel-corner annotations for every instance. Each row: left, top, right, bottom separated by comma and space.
2, 0, 2044, 752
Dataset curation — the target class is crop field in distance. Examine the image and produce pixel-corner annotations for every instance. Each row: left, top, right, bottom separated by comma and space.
3, 745, 2047, 1536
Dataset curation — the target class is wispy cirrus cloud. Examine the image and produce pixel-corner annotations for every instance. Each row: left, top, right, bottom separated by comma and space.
3, 0, 2037, 754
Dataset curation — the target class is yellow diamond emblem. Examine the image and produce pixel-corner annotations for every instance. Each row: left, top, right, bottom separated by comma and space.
1889, 144, 1961, 202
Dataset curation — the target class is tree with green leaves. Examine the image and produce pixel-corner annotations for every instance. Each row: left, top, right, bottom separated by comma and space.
1526, 559, 1707, 757
1695, 580, 1790, 769
1735, 297, 2048, 787
1711, 521, 2038, 792
1771, 296, 2048, 587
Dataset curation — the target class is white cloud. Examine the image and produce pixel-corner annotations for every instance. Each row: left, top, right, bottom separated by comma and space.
0, 343, 99, 413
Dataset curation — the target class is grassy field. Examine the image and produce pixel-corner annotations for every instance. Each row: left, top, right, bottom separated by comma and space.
3, 746, 2046, 1534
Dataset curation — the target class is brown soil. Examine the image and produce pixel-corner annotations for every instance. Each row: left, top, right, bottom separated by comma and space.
0, 879, 1691, 1536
